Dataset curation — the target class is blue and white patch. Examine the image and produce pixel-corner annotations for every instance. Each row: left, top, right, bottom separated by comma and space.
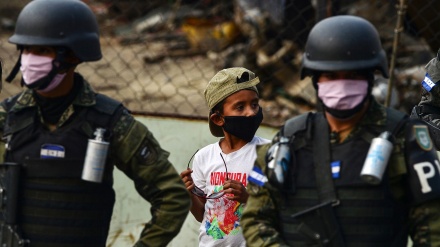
331, 161, 341, 179
40, 144, 65, 159
421, 73, 437, 92
248, 166, 268, 186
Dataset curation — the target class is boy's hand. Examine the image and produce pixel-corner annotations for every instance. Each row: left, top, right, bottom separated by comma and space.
180, 168, 195, 191
223, 179, 249, 203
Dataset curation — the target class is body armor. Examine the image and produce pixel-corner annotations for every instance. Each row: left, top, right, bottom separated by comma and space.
278, 109, 411, 247
1, 94, 122, 247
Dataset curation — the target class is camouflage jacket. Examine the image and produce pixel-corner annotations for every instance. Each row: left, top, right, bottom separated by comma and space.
241, 99, 440, 247
0, 74, 190, 247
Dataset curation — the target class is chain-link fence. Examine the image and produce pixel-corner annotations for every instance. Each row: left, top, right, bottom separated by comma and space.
1, 0, 439, 127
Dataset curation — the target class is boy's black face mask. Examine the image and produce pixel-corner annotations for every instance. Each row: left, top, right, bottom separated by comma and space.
222, 107, 263, 142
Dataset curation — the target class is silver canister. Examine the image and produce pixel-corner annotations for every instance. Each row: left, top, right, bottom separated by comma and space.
267, 136, 290, 185
274, 136, 290, 184
82, 128, 109, 183
360, 131, 394, 184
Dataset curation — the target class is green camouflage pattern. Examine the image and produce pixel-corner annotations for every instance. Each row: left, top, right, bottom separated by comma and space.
110, 109, 191, 247
242, 99, 440, 246
419, 86, 440, 109
0, 77, 191, 247
409, 200, 440, 247
241, 143, 290, 247
419, 53, 440, 107
412, 52, 440, 246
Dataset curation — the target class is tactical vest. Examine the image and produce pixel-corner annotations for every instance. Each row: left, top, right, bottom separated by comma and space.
1, 94, 123, 247
279, 109, 409, 247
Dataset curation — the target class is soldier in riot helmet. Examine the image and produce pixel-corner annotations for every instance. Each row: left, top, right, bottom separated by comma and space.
411, 49, 440, 151
0, 0, 190, 246
241, 15, 440, 246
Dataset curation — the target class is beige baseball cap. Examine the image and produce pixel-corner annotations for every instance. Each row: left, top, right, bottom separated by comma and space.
204, 67, 260, 137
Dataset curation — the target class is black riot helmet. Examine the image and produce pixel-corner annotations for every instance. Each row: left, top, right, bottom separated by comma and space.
300, 15, 388, 79
9, 0, 102, 62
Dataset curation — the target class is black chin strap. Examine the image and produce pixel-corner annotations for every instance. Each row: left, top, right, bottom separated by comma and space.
5, 51, 22, 83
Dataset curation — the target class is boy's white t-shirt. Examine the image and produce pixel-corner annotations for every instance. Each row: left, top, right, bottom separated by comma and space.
191, 136, 270, 247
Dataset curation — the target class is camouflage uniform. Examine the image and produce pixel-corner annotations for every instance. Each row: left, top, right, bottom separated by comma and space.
0, 74, 190, 247
242, 99, 440, 247
411, 50, 440, 150
418, 55, 440, 107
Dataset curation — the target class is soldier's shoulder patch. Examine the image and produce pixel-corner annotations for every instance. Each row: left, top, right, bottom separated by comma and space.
414, 125, 433, 151
248, 166, 268, 186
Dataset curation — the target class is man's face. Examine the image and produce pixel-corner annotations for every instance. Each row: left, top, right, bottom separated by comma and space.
23, 45, 57, 59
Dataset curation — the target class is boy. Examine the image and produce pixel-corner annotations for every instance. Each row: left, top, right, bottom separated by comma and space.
180, 67, 270, 246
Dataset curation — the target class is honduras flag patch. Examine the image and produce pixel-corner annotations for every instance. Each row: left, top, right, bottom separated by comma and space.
248, 166, 268, 186
422, 73, 436, 92
331, 161, 341, 179
40, 144, 65, 159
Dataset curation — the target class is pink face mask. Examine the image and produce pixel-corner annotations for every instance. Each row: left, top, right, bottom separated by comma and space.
20, 53, 66, 93
317, 79, 369, 110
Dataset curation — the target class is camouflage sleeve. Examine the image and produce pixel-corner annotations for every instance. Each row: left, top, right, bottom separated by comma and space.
111, 110, 190, 247
409, 199, 440, 246
390, 119, 440, 246
242, 143, 290, 247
